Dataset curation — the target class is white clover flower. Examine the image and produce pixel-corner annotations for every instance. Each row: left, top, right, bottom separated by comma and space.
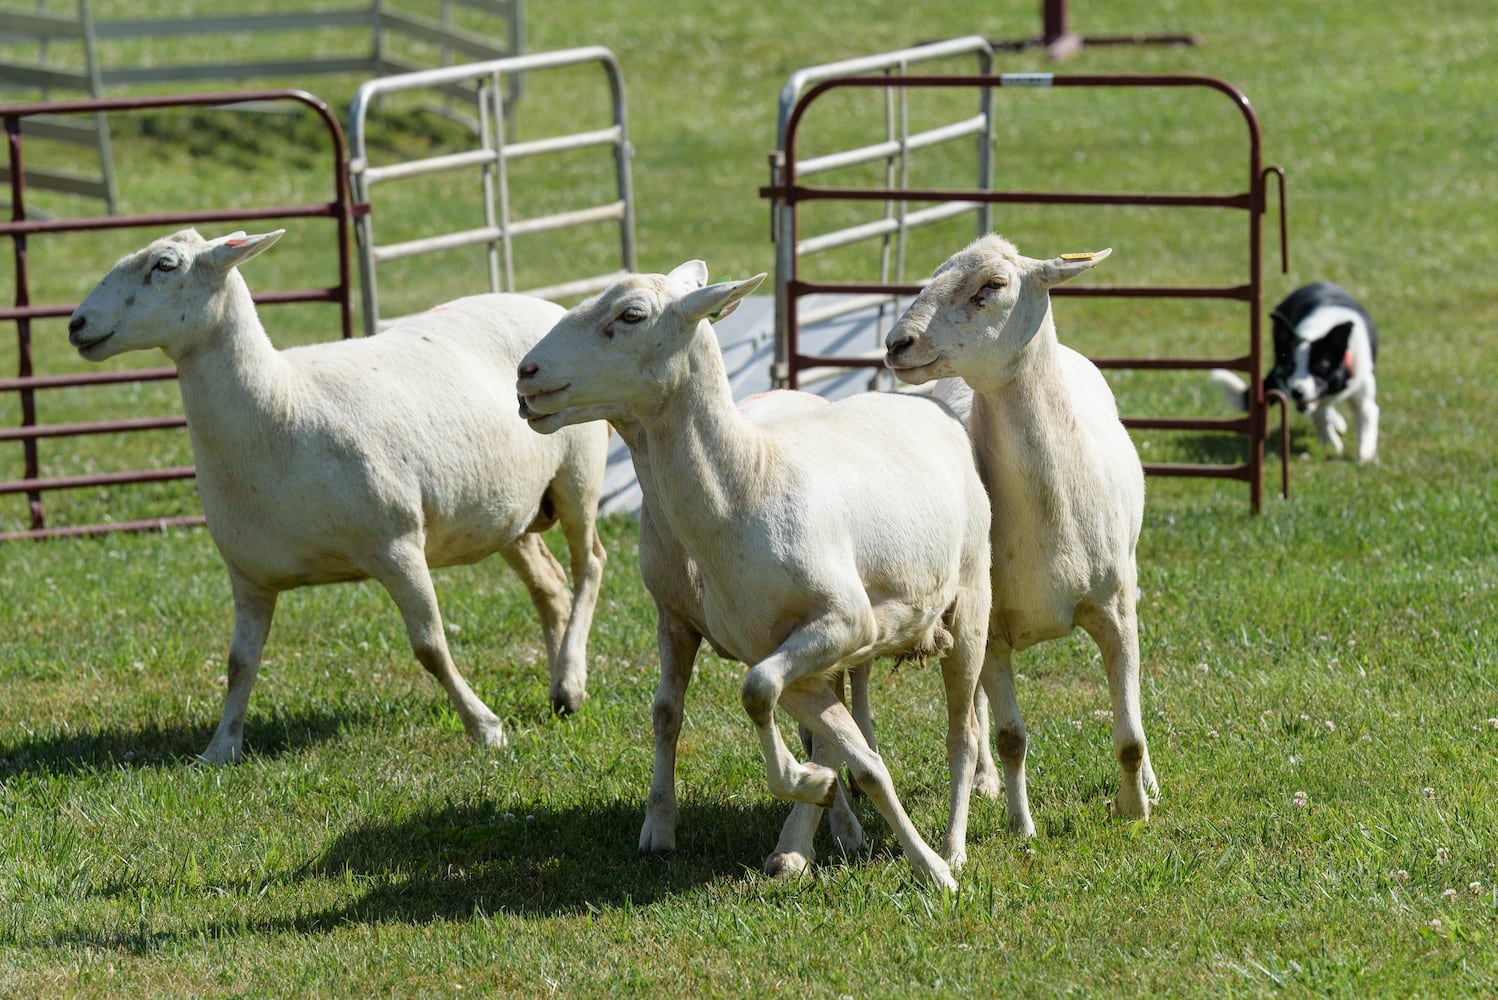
1292, 791, 1309, 809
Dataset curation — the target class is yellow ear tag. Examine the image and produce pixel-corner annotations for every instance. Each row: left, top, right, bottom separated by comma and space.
1059, 252, 1095, 261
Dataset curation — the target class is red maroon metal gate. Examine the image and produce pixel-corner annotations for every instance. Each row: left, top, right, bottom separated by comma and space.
762, 72, 1292, 514
1, 90, 357, 541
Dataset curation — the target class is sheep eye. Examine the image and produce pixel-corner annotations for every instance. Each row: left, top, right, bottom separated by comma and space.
620, 307, 647, 324
971, 278, 1005, 304
152, 255, 179, 273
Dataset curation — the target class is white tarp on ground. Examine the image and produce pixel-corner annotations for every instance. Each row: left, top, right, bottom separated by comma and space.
598, 295, 907, 514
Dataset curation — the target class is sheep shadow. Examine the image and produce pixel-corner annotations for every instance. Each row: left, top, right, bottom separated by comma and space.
0, 706, 352, 780
284, 797, 845, 925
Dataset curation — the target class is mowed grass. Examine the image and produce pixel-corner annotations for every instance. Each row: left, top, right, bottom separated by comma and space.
2, 0, 1496, 996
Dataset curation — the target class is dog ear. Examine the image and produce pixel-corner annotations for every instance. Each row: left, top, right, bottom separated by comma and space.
1322, 320, 1355, 354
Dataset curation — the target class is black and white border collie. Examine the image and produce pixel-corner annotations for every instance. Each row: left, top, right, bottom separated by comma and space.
1212, 281, 1379, 463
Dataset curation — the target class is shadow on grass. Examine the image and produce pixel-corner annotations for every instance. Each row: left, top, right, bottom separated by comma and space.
1157, 425, 1312, 467
0, 706, 358, 778
284, 796, 840, 922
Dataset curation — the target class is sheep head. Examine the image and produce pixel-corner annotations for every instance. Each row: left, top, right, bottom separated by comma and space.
516, 262, 765, 434
884, 234, 1108, 388
68, 228, 284, 363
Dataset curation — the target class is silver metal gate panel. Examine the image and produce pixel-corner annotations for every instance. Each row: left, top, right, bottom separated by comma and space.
0, 0, 524, 213
765, 36, 996, 388
347, 45, 635, 334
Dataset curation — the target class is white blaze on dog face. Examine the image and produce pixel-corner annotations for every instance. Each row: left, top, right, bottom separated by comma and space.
1277, 305, 1362, 412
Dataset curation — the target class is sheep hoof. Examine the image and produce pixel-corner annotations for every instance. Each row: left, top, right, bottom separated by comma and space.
638, 814, 678, 856
798, 763, 839, 807
763, 850, 813, 878
827, 811, 865, 857
1143, 766, 1161, 806
638, 842, 676, 859
196, 741, 243, 766
471, 723, 508, 750
973, 769, 1002, 800
1109, 785, 1151, 822
919, 861, 958, 893
550, 692, 583, 717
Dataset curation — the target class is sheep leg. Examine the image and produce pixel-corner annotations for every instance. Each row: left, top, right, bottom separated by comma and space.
199, 574, 277, 764
980, 643, 1037, 837
777, 672, 868, 872
499, 533, 574, 713
764, 728, 863, 877
827, 666, 870, 850
741, 613, 873, 808
1080, 600, 1155, 819
779, 682, 957, 892
550, 481, 609, 715
1353, 389, 1379, 464
375, 544, 507, 748
938, 591, 985, 871
971, 684, 1001, 799
639, 608, 701, 856
844, 662, 877, 796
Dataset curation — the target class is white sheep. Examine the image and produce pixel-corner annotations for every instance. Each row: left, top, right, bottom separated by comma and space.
517, 261, 992, 889
885, 233, 1158, 834
67, 228, 609, 763
621, 388, 871, 874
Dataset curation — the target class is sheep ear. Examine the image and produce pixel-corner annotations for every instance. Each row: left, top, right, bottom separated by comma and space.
666, 260, 710, 293
205, 229, 285, 272
678, 273, 767, 324
1038, 247, 1111, 288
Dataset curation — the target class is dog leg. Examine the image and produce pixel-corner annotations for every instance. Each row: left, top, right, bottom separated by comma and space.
1353, 379, 1379, 464
1313, 407, 1345, 456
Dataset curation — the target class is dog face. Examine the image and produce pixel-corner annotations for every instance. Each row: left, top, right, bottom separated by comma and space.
1268, 315, 1357, 413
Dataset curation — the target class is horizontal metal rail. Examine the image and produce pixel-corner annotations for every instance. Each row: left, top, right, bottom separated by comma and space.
2, 89, 357, 541
0, 2, 525, 211
763, 71, 1291, 513
347, 45, 635, 333
766, 37, 998, 389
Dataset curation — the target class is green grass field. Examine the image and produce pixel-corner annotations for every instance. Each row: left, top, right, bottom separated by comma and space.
2, 1, 1496, 996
